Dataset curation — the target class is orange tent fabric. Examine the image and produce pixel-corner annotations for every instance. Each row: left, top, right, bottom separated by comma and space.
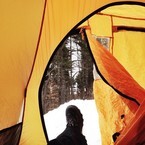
0, 1, 145, 145
86, 29, 145, 108
86, 29, 145, 144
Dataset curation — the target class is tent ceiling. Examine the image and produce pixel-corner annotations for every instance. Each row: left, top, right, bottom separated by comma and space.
100, 4, 145, 19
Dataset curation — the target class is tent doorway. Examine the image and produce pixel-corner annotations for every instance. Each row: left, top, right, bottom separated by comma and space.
40, 29, 103, 144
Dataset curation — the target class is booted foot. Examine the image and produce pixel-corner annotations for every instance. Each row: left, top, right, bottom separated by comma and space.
66, 105, 84, 132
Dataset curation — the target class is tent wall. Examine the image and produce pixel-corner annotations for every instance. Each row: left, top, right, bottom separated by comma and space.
86, 25, 145, 144
0, 0, 44, 131
85, 4, 145, 145
113, 31, 145, 88
19, 1, 145, 145
19, 0, 128, 144
0, 0, 145, 145
93, 80, 134, 145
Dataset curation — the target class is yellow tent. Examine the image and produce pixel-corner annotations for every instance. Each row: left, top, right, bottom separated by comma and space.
0, 0, 145, 145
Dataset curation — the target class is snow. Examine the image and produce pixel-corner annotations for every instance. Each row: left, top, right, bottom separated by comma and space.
44, 99, 102, 145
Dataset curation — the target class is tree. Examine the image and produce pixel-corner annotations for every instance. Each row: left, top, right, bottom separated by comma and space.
74, 33, 94, 99
41, 30, 94, 114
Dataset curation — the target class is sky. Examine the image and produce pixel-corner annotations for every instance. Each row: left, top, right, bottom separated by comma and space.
44, 99, 102, 145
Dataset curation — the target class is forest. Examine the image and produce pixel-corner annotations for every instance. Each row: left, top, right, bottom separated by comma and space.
41, 30, 109, 114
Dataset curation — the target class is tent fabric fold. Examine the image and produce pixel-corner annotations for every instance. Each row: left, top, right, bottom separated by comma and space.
86, 29, 145, 107
115, 99, 145, 145
86, 29, 145, 144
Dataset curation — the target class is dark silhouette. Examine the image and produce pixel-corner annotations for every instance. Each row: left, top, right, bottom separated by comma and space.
49, 105, 88, 145
112, 132, 120, 142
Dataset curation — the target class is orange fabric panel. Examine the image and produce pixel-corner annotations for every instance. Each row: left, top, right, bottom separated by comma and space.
20, 1, 123, 145
112, 30, 145, 145
0, 0, 44, 130
115, 100, 145, 145
86, 29, 145, 144
86, 29, 145, 108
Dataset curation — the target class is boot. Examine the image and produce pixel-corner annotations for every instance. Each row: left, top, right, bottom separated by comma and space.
65, 105, 84, 133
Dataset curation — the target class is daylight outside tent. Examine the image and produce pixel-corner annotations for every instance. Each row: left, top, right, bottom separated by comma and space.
40, 28, 110, 145
41, 29, 110, 114
41, 30, 94, 114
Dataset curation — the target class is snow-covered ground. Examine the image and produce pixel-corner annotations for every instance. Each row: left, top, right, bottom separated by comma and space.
44, 99, 102, 145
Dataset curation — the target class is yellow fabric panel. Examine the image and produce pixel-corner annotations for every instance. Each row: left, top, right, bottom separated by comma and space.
93, 80, 134, 145
89, 14, 112, 37
101, 4, 145, 19
19, 80, 47, 145
113, 17, 145, 28
113, 31, 145, 88
0, 1, 44, 130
